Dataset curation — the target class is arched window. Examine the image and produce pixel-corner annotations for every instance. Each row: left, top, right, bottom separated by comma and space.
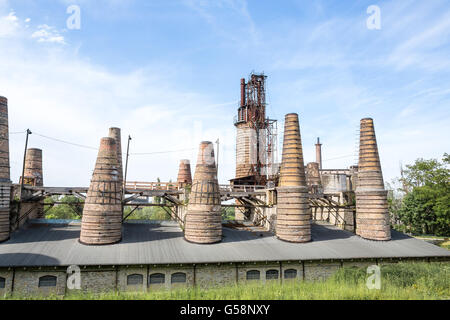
149, 273, 165, 285
38, 275, 57, 287
246, 270, 260, 280
0, 277, 5, 289
266, 269, 279, 280
127, 274, 143, 286
284, 269, 297, 279
171, 272, 186, 284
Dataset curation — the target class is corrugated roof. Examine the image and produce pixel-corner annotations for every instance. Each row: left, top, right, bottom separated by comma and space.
0, 221, 448, 267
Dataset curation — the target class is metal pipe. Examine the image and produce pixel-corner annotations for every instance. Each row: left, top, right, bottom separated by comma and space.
240, 78, 246, 107
315, 137, 322, 170
19, 129, 32, 200
123, 135, 132, 197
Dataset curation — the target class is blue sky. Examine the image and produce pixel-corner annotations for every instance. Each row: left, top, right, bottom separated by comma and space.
1, 0, 449, 186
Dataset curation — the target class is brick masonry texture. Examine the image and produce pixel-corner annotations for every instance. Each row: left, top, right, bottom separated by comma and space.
13, 270, 66, 296
303, 261, 341, 281
0, 258, 439, 296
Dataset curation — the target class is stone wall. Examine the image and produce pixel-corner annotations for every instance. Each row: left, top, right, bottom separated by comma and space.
0, 269, 13, 296
0, 257, 440, 297
13, 269, 67, 296
196, 264, 236, 288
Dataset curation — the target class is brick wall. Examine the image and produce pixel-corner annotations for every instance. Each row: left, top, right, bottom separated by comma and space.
13, 269, 66, 296
0, 257, 442, 297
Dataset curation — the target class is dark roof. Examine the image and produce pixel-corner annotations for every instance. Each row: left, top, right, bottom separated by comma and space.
0, 221, 448, 267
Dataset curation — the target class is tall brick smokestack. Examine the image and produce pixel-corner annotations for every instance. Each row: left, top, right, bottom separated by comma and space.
108, 127, 123, 193
184, 141, 222, 244
23, 148, 44, 218
315, 137, 322, 170
276, 113, 311, 243
240, 78, 246, 107
177, 159, 192, 187
0, 96, 10, 242
80, 137, 122, 245
355, 118, 391, 241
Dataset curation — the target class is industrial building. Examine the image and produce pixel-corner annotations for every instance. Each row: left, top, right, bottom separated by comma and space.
0, 75, 448, 296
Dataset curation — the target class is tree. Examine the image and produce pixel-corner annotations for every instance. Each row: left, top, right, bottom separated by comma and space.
44, 195, 82, 220
395, 154, 449, 236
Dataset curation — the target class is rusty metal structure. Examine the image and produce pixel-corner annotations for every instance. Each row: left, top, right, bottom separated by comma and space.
0, 96, 11, 242
233, 73, 277, 186
184, 141, 222, 244
0, 75, 397, 250
355, 118, 391, 241
80, 137, 123, 245
177, 159, 192, 187
276, 113, 311, 243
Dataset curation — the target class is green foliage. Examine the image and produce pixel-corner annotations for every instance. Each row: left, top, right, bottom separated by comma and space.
123, 206, 170, 220
44, 196, 82, 220
222, 207, 235, 220
389, 154, 449, 236
4, 262, 449, 300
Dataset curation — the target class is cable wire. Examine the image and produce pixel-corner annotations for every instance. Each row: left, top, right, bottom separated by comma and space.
33, 132, 98, 150
31, 131, 196, 156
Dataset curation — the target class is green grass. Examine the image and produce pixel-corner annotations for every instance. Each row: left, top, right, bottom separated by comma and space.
439, 241, 450, 250
2, 262, 449, 300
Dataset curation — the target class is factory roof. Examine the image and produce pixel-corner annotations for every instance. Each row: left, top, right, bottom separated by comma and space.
0, 220, 448, 267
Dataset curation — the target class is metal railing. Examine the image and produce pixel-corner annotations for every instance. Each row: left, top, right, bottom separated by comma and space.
125, 181, 267, 193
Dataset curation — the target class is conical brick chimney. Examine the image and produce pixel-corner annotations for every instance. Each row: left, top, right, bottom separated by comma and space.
80, 137, 122, 245
276, 113, 311, 243
108, 127, 123, 193
306, 162, 321, 189
355, 118, 391, 241
0, 96, 10, 243
184, 141, 222, 244
24, 148, 44, 218
24, 148, 43, 186
177, 159, 192, 187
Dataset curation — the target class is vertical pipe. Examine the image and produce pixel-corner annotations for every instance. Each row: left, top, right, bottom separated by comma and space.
240, 78, 246, 108
123, 135, 132, 198
19, 129, 32, 200
315, 137, 322, 170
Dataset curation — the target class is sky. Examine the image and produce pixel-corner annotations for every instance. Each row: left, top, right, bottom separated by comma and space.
0, 0, 449, 187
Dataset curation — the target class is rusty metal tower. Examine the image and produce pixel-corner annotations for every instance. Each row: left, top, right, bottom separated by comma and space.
234, 72, 277, 185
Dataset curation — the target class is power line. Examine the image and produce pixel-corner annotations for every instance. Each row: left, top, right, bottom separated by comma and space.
130, 148, 196, 156
31, 131, 197, 156
322, 154, 354, 162
33, 132, 98, 150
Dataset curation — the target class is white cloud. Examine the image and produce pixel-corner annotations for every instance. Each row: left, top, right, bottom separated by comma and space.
0, 11, 19, 37
31, 24, 65, 44
0, 32, 236, 186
